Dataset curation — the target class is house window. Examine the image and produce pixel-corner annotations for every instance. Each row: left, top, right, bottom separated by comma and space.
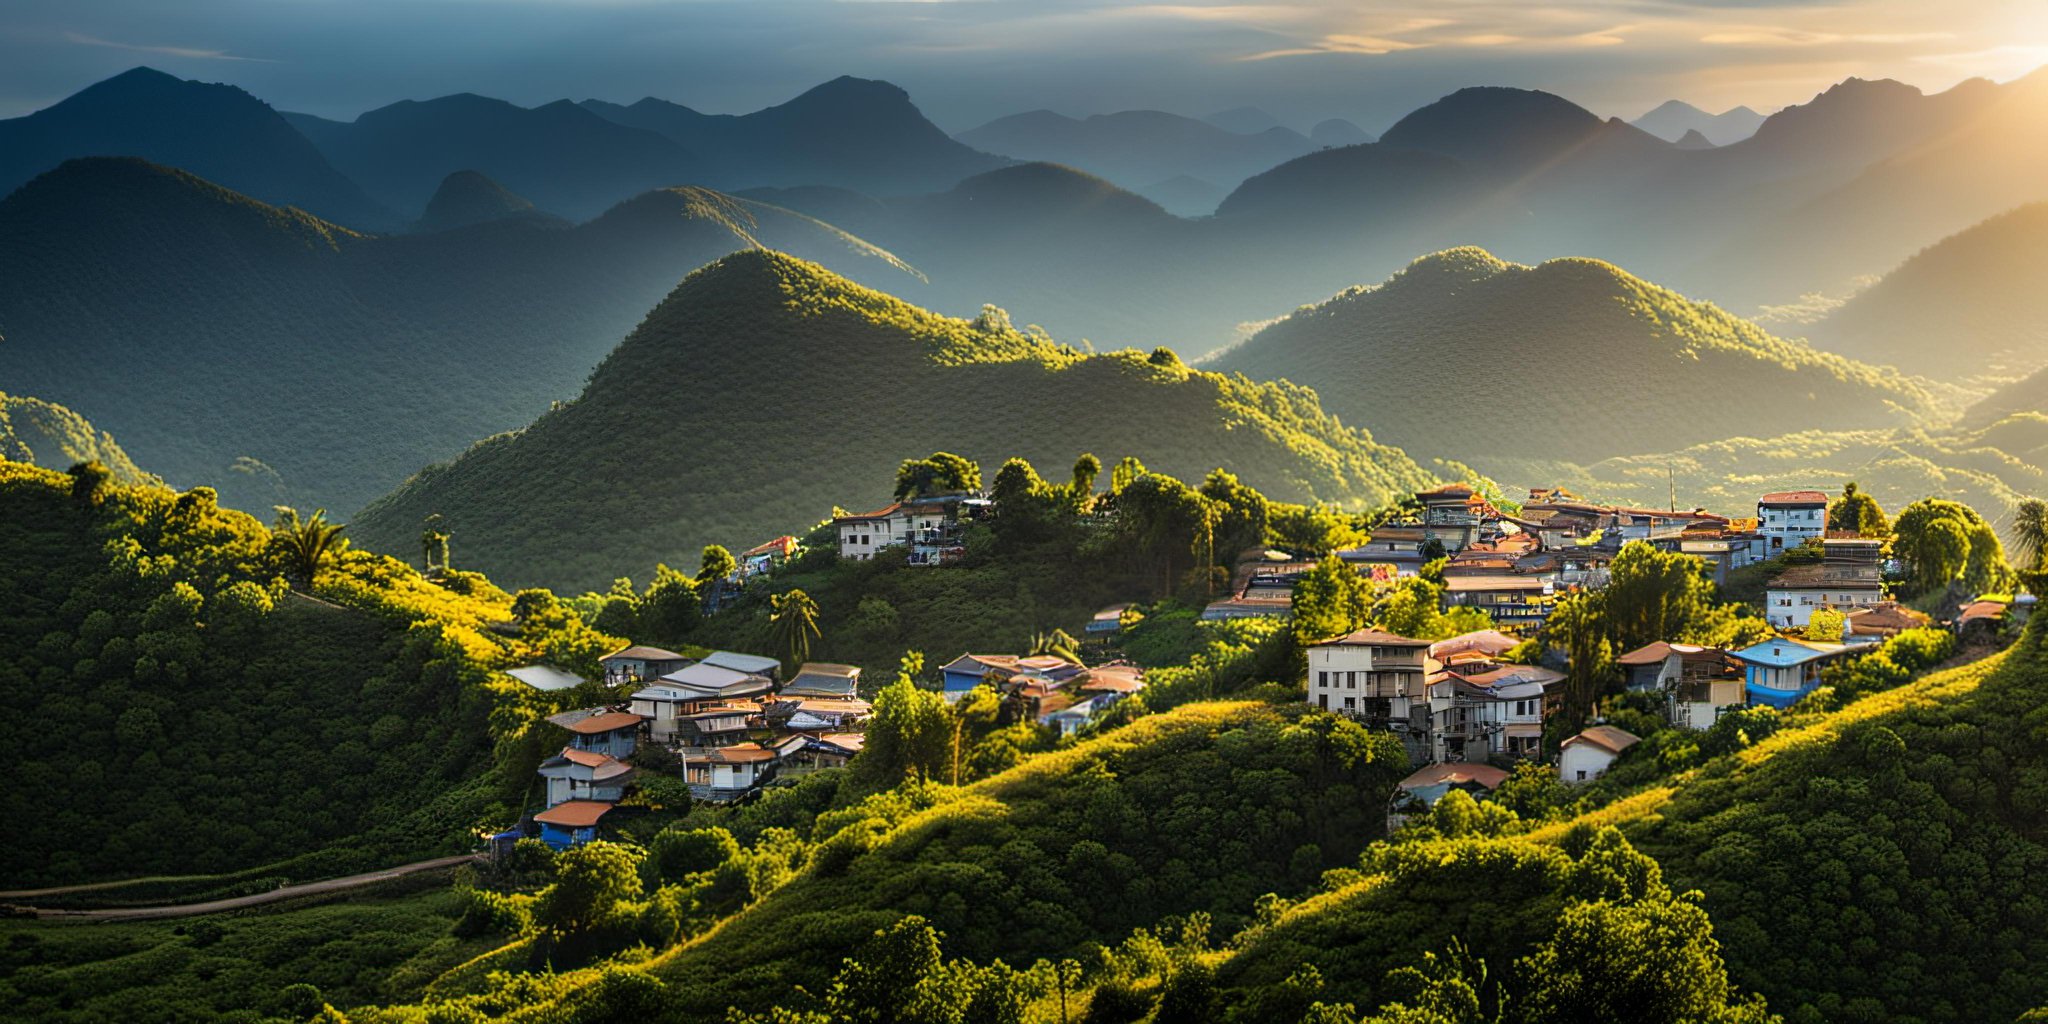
1576, 770, 1587, 780
1317, 671, 1328, 689
1318, 694, 1328, 709
1343, 697, 1355, 710
1347, 672, 1357, 688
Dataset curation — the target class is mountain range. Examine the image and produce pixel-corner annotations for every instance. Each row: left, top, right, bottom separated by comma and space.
348, 249, 1438, 591
1629, 99, 1766, 146
0, 158, 924, 515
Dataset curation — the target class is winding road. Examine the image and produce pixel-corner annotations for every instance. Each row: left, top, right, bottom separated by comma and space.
5, 854, 482, 921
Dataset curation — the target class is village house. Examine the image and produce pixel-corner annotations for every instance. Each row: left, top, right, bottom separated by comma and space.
1338, 525, 1437, 576
537, 748, 635, 807
833, 494, 988, 565
660, 660, 777, 701
738, 535, 799, 578
1415, 483, 1502, 551
1617, 641, 1745, 730
682, 741, 788, 802
1388, 762, 1510, 829
549, 709, 644, 759
782, 662, 863, 699
598, 644, 691, 684
1199, 591, 1294, 620
1764, 563, 1884, 630
1757, 491, 1829, 552
1845, 601, 1932, 644
1427, 661, 1564, 763
767, 697, 873, 732
1731, 637, 1857, 708
1441, 574, 1554, 628
1559, 725, 1641, 783
533, 800, 615, 850
1307, 628, 1431, 756
937, 653, 1082, 701
796, 733, 866, 771
671, 705, 757, 747
1673, 520, 1768, 584
1087, 603, 1133, 636
699, 649, 784, 684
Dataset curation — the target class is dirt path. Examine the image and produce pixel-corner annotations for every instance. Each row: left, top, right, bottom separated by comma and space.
11, 854, 482, 921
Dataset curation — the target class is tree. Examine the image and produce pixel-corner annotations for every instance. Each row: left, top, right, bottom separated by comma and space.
697, 544, 738, 587
1546, 592, 1615, 729
859, 656, 953, 786
1805, 608, 1846, 642
2012, 497, 2048, 573
1068, 453, 1103, 508
1109, 456, 1148, 495
1292, 554, 1373, 644
1029, 628, 1082, 665
824, 916, 955, 1024
769, 588, 822, 669
1890, 498, 2007, 595
419, 513, 451, 572
532, 841, 644, 939
1827, 482, 1888, 537
895, 452, 982, 500
639, 564, 702, 643
67, 460, 111, 507
1201, 469, 1271, 561
270, 506, 348, 591
1598, 543, 1718, 654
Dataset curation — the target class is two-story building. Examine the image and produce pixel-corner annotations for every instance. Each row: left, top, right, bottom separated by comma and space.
782, 662, 863, 699
834, 495, 987, 565
598, 645, 690, 685
683, 740, 793, 802
537, 748, 635, 806
1616, 641, 1745, 729
1764, 563, 1884, 630
1731, 638, 1857, 708
1441, 575, 1554, 628
1758, 490, 1829, 552
1427, 662, 1564, 763
549, 710, 644, 759
1307, 628, 1430, 756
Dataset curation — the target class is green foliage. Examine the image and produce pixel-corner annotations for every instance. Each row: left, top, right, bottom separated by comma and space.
769, 588, 824, 670
532, 841, 645, 940
699, 544, 740, 587
896, 452, 984, 500
858, 657, 956, 787
0, 392, 156, 485
1825, 482, 1887, 537
350, 251, 1437, 592
1890, 497, 2011, 596
1292, 554, 1373, 644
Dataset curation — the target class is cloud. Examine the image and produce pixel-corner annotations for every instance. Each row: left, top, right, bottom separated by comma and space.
1700, 28, 1954, 46
63, 31, 277, 62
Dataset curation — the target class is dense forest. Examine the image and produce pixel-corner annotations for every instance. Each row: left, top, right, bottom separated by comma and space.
0, 458, 618, 885
350, 250, 1436, 592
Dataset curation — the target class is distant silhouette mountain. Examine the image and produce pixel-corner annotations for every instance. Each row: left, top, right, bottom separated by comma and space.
1630, 100, 1765, 146
1204, 106, 1284, 134
350, 249, 1436, 590
1673, 128, 1716, 150
412, 170, 563, 233
1965, 366, 2048, 430
0, 67, 395, 229
579, 76, 1008, 196
1139, 175, 1228, 216
1378, 87, 1670, 174
1811, 202, 2048, 380
954, 109, 1315, 214
1214, 143, 1484, 225
1309, 118, 1374, 148
1207, 247, 1935, 463
285, 94, 697, 220
0, 158, 926, 515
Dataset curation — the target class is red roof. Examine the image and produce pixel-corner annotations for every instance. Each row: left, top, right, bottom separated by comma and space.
565, 711, 645, 734
1398, 762, 1509, 790
1958, 600, 2007, 622
557, 748, 617, 768
534, 800, 614, 828
834, 503, 903, 522
1758, 491, 1828, 506
702, 743, 778, 764
1616, 641, 1721, 666
742, 535, 798, 558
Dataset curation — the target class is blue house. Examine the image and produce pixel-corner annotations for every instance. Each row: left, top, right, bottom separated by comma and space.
550, 710, 644, 758
1730, 638, 1857, 708
534, 800, 613, 850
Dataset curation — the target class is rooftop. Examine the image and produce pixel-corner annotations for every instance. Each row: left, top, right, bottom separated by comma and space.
1316, 627, 1431, 648
533, 800, 614, 828
1616, 641, 1723, 666
1759, 490, 1829, 506
1769, 564, 1882, 590
601, 644, 686, 663
701, 743, 778, 764
505, 665, 586, 691
564, 711, 645, 734
1563, 725, 1641, 755
700, 650, 781, 675
1397, 762, 1509, 791
1731, 638, 1854, 668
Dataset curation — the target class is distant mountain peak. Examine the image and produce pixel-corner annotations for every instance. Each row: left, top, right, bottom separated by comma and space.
413, 169, 553, 233
1674, 128, 1716, 149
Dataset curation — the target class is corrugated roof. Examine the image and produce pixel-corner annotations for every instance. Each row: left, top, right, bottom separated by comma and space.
1316, 627, 1430, 648
601, 645, 686, 663
701, 650, 782, 675
565, 711, 644, 734
1758, 491, 1828, 506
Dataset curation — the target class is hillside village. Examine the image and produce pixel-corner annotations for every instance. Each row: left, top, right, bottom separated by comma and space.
501, 470, 2030, 851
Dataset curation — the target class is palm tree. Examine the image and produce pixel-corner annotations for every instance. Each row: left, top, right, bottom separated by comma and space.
273, 506, 348, 591
769, 588, 822, 669
1028, 628, 1083, 665
2013, 497, 2048, 572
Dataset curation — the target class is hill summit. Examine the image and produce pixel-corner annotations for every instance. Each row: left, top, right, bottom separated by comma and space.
413, 169, 558, 232
351, 249, 1438, 589
1207, 246, 1937, 463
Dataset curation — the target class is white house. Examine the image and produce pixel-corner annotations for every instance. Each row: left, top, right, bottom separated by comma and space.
833, 496, 985, 564
1764, 564, 1884, 630
1757, 491, 1828, 552
683, 741, 793, 802
1427, 662, 1564, 763
537, 748, 635, 807
1307, 628, 1430, 720
1559, 725, 1641, 783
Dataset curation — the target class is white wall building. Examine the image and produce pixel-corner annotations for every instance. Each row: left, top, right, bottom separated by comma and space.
1559, 725, 1641, 783
1757, 490, 1828, 552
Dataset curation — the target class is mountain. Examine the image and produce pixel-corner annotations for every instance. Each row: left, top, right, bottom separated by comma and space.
0, 392, 155, 485
412, 169, 562, 233
1809, 202, 2048, 379
1138, 174, 1227, 215
0, 66, 394, 229
1204, 106, 1283, 134
285, 94, 697, 220
1309, 117, 1373, 148
1967, 366, 2048, 430
1378, 86, 1670, 175
349, 249, 1438, 591
1673, 128, 1716, 150
954, 109, 1316, 214
0, 158, 925, 516
579, 77, 1009, 197
1207, 247, 1937, 463
1630, 99, 1765, 146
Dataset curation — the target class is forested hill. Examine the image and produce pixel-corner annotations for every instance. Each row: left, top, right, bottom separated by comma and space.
1809, 201, 2048, 380
1207, 247, 1938, 463
0, 392, 156, 485
0, 157, 924, 516
0, 458, 620, 886
350, 249, 1439, 592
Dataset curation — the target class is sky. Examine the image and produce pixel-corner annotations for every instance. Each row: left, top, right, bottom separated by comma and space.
3, 0, 2046, 131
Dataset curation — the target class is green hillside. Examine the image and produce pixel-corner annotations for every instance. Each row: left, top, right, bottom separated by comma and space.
0, 157, 923, 516
1810, 201, 2048, 380
1208, 247, 1939, 464
349, 249, 1439, 592
0, 392, 156, 485
1215, 617, 2048, 1023
0, 457, 617, 886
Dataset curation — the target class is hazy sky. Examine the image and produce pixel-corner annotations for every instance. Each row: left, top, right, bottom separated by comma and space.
3, 0, 2045, 131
